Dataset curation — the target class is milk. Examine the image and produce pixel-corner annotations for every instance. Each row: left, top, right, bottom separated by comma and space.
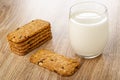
69, 12, 108, 57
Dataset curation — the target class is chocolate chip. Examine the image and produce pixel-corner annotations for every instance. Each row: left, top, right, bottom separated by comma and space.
75, 65, 80, 69
50, 59, 54, 61
39, 60, 43, 63
53, 70, 57, 73
27, 41, 30, 44
32, 20, 34, 22
16, 28, 20, 30
61, 66, 64, 69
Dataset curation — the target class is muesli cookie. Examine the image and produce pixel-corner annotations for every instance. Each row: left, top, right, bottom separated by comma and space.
9, 32, 51, 49
10, 37, 52, 55
9, 28, 51, 47
7, 19, 51, 43
30, 49, 80, 76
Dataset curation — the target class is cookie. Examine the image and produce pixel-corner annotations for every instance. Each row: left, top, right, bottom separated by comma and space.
7, 19, 52, 55
7, 19, 51, 43
10, 34, 52, 50
9, 32, 51, 49
30, 49, 80, 76
9, 28, 51, 47
10, 37, 52, 55
10, 36, 52, 53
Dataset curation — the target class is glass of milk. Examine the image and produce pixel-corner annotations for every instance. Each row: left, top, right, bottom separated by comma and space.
69, 2, 108, 59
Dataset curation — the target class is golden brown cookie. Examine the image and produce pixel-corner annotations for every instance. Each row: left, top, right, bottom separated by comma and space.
30, 49, 80, 76
9, 32, 51, 49
7, 19, 50, 43
10, 37, 52, 55
10, 35, 52, 51
8, 28, 51, 47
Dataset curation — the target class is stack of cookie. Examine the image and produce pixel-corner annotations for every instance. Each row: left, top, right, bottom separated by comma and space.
7, 19, 52, 56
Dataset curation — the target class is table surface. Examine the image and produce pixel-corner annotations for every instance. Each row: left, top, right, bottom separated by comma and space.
0, 0, 120, 80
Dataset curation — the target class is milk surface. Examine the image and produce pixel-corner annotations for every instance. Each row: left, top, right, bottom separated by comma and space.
69, 11, 108, 56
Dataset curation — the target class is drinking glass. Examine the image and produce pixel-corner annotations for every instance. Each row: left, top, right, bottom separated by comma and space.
69, 2, 108, 59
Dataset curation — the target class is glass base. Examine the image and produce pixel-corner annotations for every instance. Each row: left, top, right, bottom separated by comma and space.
77, 53, 102, 59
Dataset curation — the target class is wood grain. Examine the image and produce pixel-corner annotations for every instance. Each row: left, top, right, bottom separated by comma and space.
0, 0, 120, 80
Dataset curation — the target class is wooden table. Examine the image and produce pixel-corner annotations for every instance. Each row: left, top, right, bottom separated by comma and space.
0, 0, 120, 80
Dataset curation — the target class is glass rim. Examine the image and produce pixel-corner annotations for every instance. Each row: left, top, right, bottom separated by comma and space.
70, 1, 108, 14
